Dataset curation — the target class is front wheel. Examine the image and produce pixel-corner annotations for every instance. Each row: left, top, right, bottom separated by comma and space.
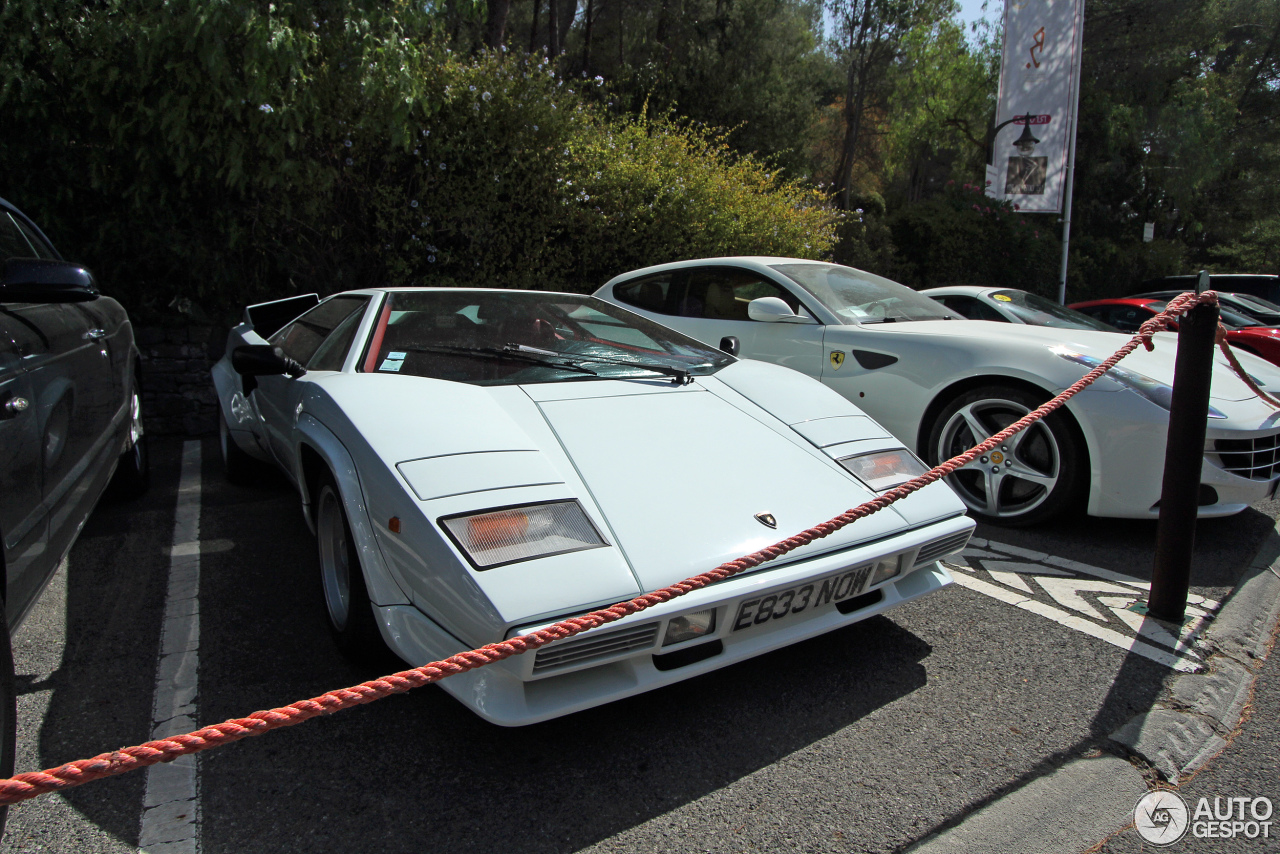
925, 384, 1087, 526
315, 475, 384, 660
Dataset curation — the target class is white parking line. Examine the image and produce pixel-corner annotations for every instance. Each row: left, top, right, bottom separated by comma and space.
946, 537, 1218, 673
138, 441, 202, 853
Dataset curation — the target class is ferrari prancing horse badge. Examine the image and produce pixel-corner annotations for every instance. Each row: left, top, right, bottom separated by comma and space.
830, 350, 845, 370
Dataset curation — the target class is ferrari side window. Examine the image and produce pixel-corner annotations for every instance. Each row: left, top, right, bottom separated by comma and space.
613, 273, 674, 314
681, 268, 804, 320
272, 295, 369, 365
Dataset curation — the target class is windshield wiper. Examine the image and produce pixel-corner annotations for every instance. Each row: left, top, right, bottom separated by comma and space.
397, 345, 598, 377
505, 344, 693, 385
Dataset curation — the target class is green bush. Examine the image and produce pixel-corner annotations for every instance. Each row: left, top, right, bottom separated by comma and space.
0, 4, 836, 321
884, 181, 1061, 294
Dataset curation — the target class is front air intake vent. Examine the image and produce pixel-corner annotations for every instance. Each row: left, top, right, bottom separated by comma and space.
532, 622, 660, 674
1212, 434, 1280, 481
913, 530, 972, 568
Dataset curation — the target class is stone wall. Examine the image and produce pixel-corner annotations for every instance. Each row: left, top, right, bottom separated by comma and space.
136, 324, 227, 436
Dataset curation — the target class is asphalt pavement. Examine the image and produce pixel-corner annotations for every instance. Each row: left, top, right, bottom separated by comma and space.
1, 437, 1277, 853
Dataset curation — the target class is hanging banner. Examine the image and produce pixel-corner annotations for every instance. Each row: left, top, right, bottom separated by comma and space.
987, 0, 1085, 212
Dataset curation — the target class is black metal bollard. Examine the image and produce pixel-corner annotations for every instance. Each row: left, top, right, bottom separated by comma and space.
1150, 278, 1219, 624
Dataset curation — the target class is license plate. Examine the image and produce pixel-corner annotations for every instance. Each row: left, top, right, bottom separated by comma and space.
732, 563, 875, 632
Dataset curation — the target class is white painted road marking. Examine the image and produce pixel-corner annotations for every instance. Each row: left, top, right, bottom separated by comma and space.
946, 537, 1219, 673
139, 441, 202, 853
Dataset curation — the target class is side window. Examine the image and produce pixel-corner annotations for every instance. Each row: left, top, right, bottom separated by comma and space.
962, 298, 1011, 322
934, 296, 975, 318
10, 215, 57, 259
271, 296, 369, 365
308, 304, 369, 371
0, 211, 54, 260
613, 273, 675, 314
681, 268, 803, 320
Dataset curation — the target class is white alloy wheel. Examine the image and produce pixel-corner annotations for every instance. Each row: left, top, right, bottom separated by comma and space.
317, 482, 353, 632
313, 474, 384, 659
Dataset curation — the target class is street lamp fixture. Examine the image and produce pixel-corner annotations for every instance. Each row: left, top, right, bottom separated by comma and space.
1013, 118, 1040, 155
987, 112, 1041, 164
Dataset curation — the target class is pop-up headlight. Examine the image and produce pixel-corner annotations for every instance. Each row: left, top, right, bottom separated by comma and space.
838, 449, 930, 491
441, 500, 607, 569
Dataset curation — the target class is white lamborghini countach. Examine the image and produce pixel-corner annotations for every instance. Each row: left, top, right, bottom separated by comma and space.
211, 288, 973, 725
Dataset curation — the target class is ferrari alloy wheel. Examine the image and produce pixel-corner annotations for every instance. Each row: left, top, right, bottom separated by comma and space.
315, 475, 382, 658
926, 385, 1086, 525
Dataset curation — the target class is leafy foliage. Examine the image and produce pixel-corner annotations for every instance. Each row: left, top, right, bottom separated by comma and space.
0, 9, 835, 317
885, 182, 1059, 292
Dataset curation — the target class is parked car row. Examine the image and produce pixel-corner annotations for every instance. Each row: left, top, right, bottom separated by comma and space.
6, 186, 1278, 732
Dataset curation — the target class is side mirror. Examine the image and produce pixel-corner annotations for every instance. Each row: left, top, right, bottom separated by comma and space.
719, 335, 740, 356
1, 258, 100, 303
747, 296, 810, 323
232, 345, 307, 378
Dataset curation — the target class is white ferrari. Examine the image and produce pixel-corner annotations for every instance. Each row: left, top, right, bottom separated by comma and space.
211, 288, 973, 725
594, 258, 1280, 524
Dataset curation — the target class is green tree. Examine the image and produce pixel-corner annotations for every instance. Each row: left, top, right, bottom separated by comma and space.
824, 0, 953, 209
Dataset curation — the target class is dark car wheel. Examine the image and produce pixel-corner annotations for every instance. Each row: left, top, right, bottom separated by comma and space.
315, 474, 385, 661
925, 384, 1087, 526
218, 414, 262, 486
0, 610, 16, 839
108, 385, 150, 498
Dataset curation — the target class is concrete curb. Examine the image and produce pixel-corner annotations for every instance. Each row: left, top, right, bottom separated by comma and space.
905, 522, 1280, 853
1108, 528, 1280, 782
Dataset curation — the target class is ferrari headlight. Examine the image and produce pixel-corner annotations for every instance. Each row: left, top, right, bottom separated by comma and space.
441, 500, 607, 569
838, 449, 930, 491
1053, 349, 1226, 418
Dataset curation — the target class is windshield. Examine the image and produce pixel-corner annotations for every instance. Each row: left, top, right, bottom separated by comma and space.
1151, 300, 1262, 329
1230, 293, 1280, 313
771, 263, 951, 323
991, 290, 1118, 332
361, 291, 733, 385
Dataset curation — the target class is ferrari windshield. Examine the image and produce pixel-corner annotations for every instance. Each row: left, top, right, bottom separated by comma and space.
361, 291, 733, 385
990, 290, 1117, 331
772, 263, 951, 323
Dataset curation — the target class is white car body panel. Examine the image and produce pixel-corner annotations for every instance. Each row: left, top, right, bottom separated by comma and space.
596, 257, 1280, 520
213, 288, 972, 725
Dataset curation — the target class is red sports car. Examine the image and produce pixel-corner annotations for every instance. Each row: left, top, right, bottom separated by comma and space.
1069, 297, 1280, 367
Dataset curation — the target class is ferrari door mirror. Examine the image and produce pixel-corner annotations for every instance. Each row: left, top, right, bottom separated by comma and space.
747, 296, 811, 323
0, 258, 100, 303
232, 345, 307, 378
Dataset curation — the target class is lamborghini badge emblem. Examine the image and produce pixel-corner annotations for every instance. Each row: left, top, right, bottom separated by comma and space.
755, 512, 777, 528
830, 351, 845, 370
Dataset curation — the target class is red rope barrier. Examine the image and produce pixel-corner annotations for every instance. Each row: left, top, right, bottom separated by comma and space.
0, 290, 1246, 807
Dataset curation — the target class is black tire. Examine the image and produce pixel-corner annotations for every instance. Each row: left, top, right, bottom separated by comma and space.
925, 384, 1087, 526
219, 413, 262, 486
108, 384, 150, 499
314, 474, 385, 661
0, 610, 16, 839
